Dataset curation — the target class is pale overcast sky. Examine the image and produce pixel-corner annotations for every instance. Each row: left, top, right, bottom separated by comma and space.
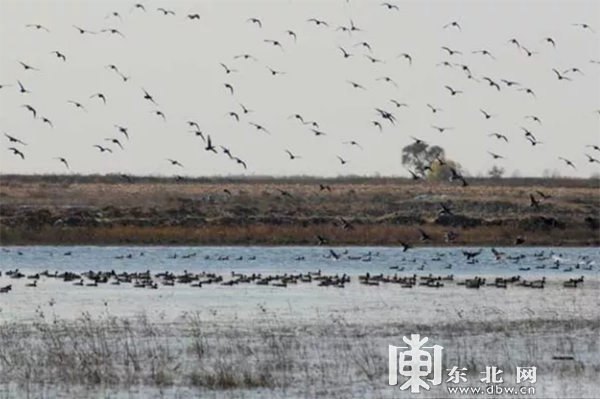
0, 0, 599, 178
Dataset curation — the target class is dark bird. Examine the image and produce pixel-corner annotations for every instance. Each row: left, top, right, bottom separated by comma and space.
285, 150, 301, 160
508, 38, 521, 48
68, 100, 87, 111
285, 30, 297, 42
220, 146, 233, 159
22, 104, 37, 118
525, 136, 543, 146
167, 159, 183, 167
187, 13, 201, 20
390, 100, 408, 108
234, 157, 247, 169
338, 46, 353, 58
277, 189, 293, 198
443, 21, 462, 30
343, 140, 362, 149
247, 18, 262, 27
347, 81, 366, 90
488, 133, 508, 142
120, 174, 133, 183
542, 37, 556, 48
105, 138, 124, 150
311, 128, 326, 136
521, 46, 537, 57
432, 125, 453, 133
529, 194, 540, 209
437, 61, 453, 68
264, 39, 284, 50
418, 229, 432, 242
114, 125, 129, 140
90, 93, 106, 104
407, 170, 421, 180
586, 145, 600, 152
552, 68, 572, 81
234, 54, 258, 61
488, 151, 504, 160
375, 108, 396, 124
8, 148, 25, 159
410, 136, 425, 145
240, 104, 252, 114
339, 217, 354, 230
73, 25, 96, 34
307, 18, 329, 27
152, 110, 166, 120
563, 68, 584, 76
525, 115, 542, 124
381, 2, 399, 11
514, 237, 525, 246
26, 24, 50, 32
427, 104, 443, 113
266, 66, 286, 76
372, 121, 383, 131
288, 114, 305, 123
572, 23, 595, 33
5, 134, 27, 146
536, 190, 551, 200
441, 46, 462, 56
337, 156, 349, 165
0, 83, 11, 89
41, 117, 53, 128
354, 41, 372, 52
101, 28, 125, 37
19, 61, 39, 71
224, 83, 234, 95
482, 77, 500, 91
205, 135, 217, 153
46, 158, 64, 173
220, 63, 237, 74
249, 122, 270, 134
132, 3, 146, 12
51, 50, 67, 61
319, 184, 332, 192
93, 145, 113, 153
227, 111, 240, 121
157, 8, 176, 16
444, 85, 462, 96
518, 87, 536, 97
500, 79, 520, 87
585, 154, 600, 164
480, 109, 494, 119
376, 76, 398, 88
472, 49, 496, 59
397, 53, 412, 65
399, 241, 412, 252
142, 88, 157, 105
558, 157, 576, 169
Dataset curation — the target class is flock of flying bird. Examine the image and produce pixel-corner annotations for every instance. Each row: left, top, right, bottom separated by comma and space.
1, 1, 600, 179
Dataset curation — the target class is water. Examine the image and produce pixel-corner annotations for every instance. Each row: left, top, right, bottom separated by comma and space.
1, 246, 598, 277
0, 246, 598, 323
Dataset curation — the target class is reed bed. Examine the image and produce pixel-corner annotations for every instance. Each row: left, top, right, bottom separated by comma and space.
0, 309, 597, 398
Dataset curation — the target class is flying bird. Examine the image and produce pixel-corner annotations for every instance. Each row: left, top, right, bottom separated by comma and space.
114, 125, 129, 140
472, 49, 496, 59
488, 151, 504, 160
488, 133, 508, 142
397, 53, 412, 65
51, 50, 67, 61
22, 104, 37, 118
18, 61, 39, 71
227, 111, 240, 122
354, 41, 372, 52
41, 117, 53, 128
152, 110, 166, 120
166, 159, 183, 167
101, 28, 125, 37
187, 13, 201, 20
105, 138, 124, 150
343, 140, 362, 149
285, 150, 301, 160
249, 122, 270, 134
441, 46, 462, 56
572, 23, 595, 33
444, 85, 462, 96
205, 135, 217, 153
338, 46, 353, 58
482, 77, 500, 91
26, 24, 50, 32
67, 100, 87, 112
542, 37, 556, 48
247, 18, 262, 28
8, 147, 25, 159
337, 156, 349, 165
372, 121, 383, 131
285, 30, 297, 42
220, 63, 237, 74
157, 8, 176, 16
264, 39, 284, 50
558, 157, 576, 169
142, 88, 157, 105
55, 157, 69, 169
518, 87, 536, 97
427, 104, 443, 113
443, 21, 461, 30
381, 3, 399, 11
525, 115, 542, 124
307, 18, 329, 27
5, 134, 27, 146
376, 76, 398, 88
480, 109, 494, 119
432, 125, 453, 133
73, 25, 96, 34
552, 68, 572, 81
224, 83, 234, 95
90, 93, 107, 104
93, 145, 113, 153
585, 154, 600, 164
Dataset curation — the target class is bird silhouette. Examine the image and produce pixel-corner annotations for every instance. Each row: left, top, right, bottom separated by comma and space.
220, 63, 238, 74
142, 88, 157, 105
114, 125, 129, 140
444, 85, 462, 96
338, 46, 353, 58
157, 8, 176, 16
337, 156, 349, 165
41, 117, 53, 128
26, 24, 50, 32
8, 147, 25, 159
5, 134, 27, 146
93, 145, 113, 153
552, 68, 572, 81
55, 157, 69, 169
73, 25, 96, 34
227, 111, 240, 122
488, 151, 504, 160
542, 37, 556, 48
187, 13, 201, 20
585, 154, 600, 164
90, 93, 107, 104
224, 83, 234, 95
67, 100, 87, 112
22, 104, 37, 118
488, 133, 508, 142
585, 145, 600, 152
285, 150, 301, 160
381, 3, 399, 11
166, 159, 183, 167
372, 121, 383, 131
247, 18, 262, 28
343, 141, 362, 149
205, 135, 217, 153
558, 157, 576, 169
397, 53, 412, 65
482, 77, 500, 91
472, 49, 496, 59
441, 46, 462, 56
105, 138, 124, 150
347, 81, 366, 90
240, 104, 252, 114
249, 122, 270, 134
427, 104, 443, 113
572, 23, 595, 33
285, 30, 297, 42
376, 76, 398, 88
480, 109, 494, 119
19, 61, 39, 71
307, 18, 329, 27
432, 126, 453, 133
525, 115, 542, 124
51, 51, 67, 61
152, 110, 166, 120
101, 28, 125, 37
443, 21, 462, 30
264, 39, 284, 51
266, 66, 286, 76
354, 41, 372, 52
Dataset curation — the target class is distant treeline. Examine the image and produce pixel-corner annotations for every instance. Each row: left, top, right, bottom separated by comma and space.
0, 173, 599, 188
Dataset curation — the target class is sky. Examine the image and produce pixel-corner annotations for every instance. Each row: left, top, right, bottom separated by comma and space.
0, 0, 599, 178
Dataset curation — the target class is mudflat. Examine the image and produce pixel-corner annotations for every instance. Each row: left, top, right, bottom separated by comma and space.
1, 175, 599, 246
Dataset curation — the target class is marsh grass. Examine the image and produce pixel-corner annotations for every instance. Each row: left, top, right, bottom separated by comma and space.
0, 309, 597, 398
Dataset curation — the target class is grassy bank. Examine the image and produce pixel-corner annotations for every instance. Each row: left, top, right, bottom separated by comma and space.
0, 310, 597, 398
1, 175, 598, 246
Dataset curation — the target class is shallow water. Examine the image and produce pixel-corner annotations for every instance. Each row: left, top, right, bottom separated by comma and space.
0, 246, 598, 323
1, 245, 598, 276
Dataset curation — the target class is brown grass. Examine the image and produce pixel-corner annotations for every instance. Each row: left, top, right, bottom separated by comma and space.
1, 175, 598, 246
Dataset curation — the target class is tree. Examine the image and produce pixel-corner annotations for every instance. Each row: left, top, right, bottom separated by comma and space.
487, 165, 505, 179
401, 142, 445, 176
427, 158, 463, 181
